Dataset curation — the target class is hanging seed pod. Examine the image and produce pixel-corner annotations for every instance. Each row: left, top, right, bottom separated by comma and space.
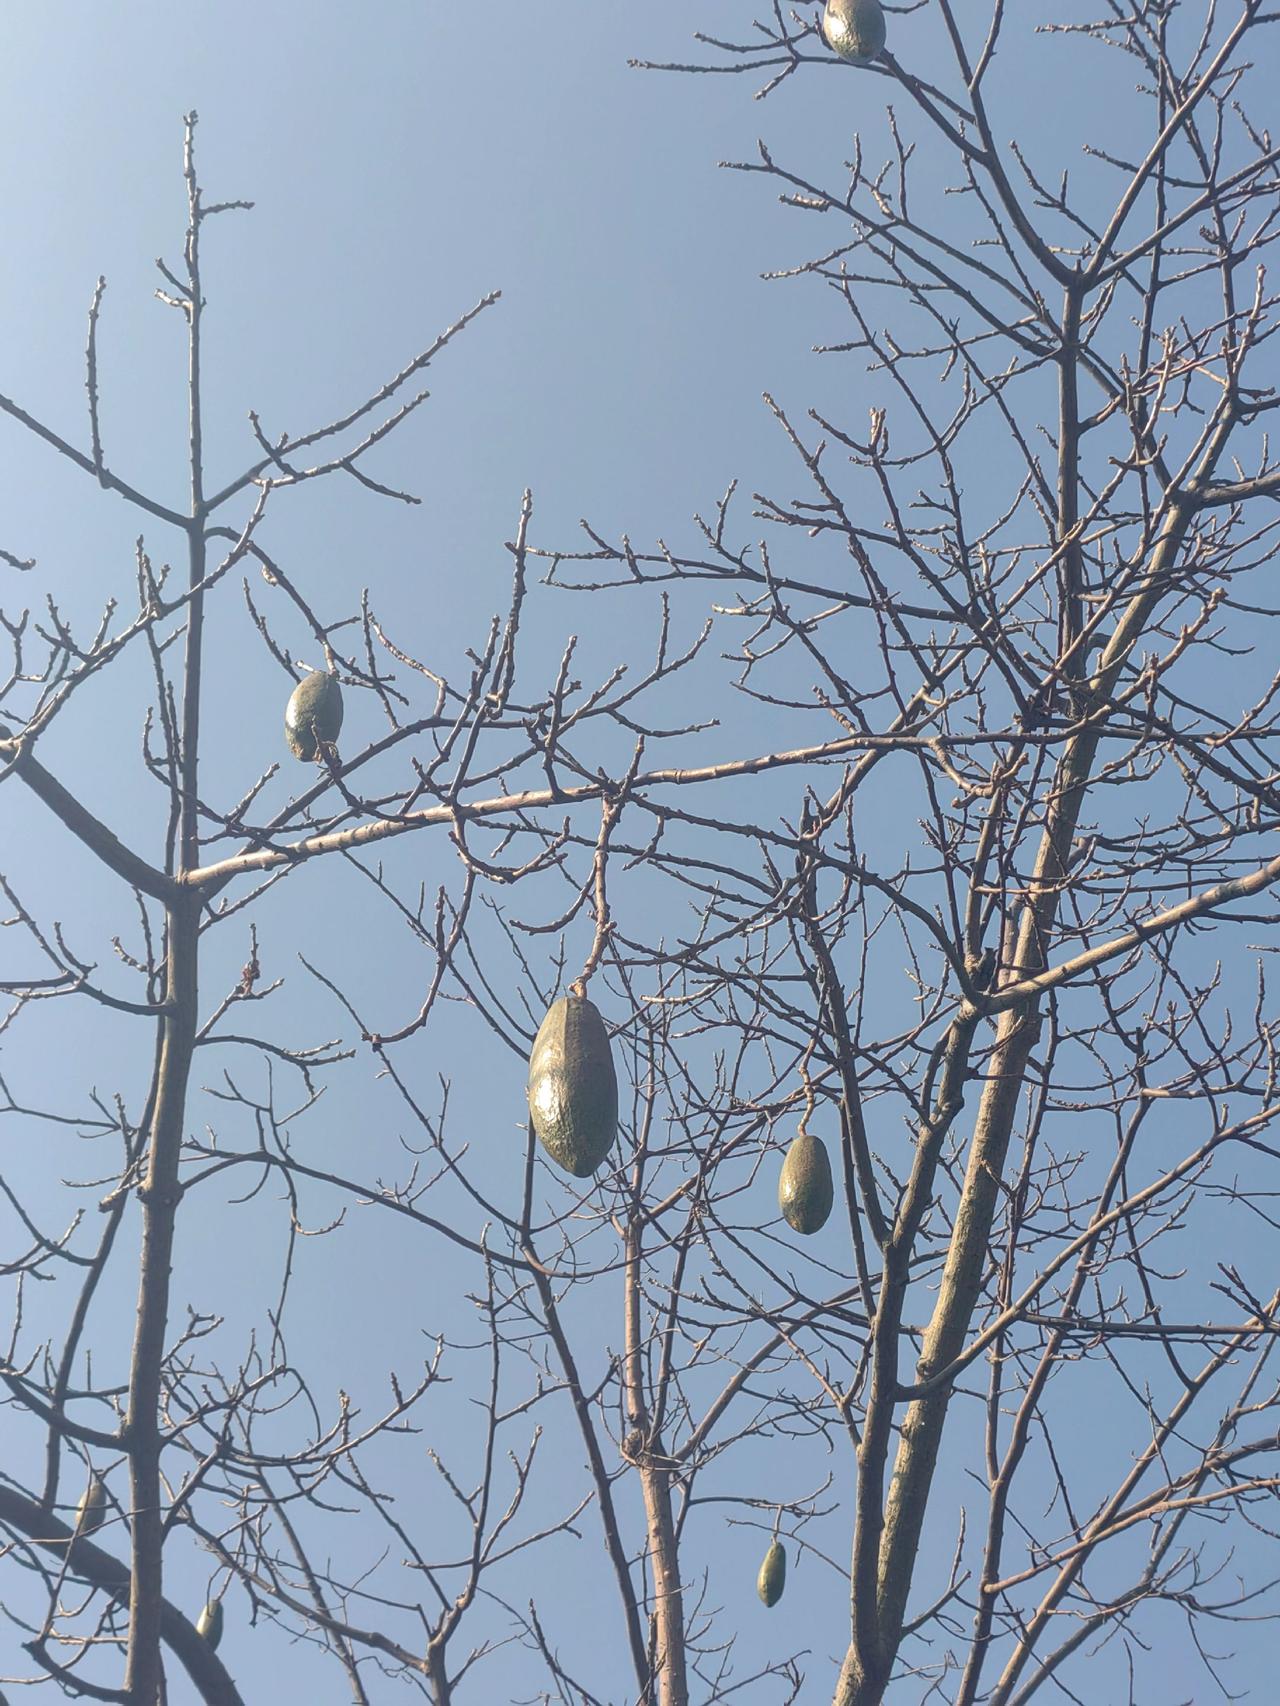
778, 1131, 834, 1234
75, 1472, 108, 1537
822, 0, 887, 64
757, 1539, 787, 1607
527, 994, 618, 1177
284, 670, 344, 761
196, 1598, 224, 1651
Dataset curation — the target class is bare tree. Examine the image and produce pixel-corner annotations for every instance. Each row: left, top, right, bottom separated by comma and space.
3, 3, 1280, 1703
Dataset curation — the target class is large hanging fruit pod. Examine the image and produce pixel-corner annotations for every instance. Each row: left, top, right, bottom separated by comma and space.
527, 994, 618, 1177
757, 1539, 787, 1607
284, 670, 344, 761
778, 1131, 834, 1234
822, 0, 887, 64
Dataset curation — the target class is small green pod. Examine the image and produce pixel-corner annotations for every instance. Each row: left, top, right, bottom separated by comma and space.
527, 994, 618, 1177
196, 1598, 224, 1651
284, 670, 344, 762
778, 1132, 834, 1234
822, 0, 886, 64
75, 1473, 108, 1537
757, 1539, 787, 1607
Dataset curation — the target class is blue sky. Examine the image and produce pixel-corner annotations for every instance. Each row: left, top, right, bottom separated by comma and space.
1, 4, 1277, 1703
0, 9, 848, 1698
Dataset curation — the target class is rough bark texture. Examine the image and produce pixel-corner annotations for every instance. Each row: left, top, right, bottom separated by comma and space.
642, 1454, 690, 1706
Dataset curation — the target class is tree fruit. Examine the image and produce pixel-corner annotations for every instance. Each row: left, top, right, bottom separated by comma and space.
757, 1539, 787, 1607
284, 670, 344, 761
75, 1472, 107, 1537
822, 0, 886, 63
778, 1131, 834, 1233
196, 1599, 224, 1650
527, 994, 618, 1176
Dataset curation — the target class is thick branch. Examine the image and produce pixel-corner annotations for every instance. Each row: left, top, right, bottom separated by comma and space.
0, 1484, 244, 1706
2, 742, 181, 905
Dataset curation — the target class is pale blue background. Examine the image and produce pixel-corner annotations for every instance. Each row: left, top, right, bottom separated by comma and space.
0, 5, 1272, 1703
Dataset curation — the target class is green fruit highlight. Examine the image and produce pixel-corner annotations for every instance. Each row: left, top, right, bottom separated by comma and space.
75, 1473, 107, 1537
757, 1539, 787, 1607
285, 670, 344, 761
822, 0, 886, 63
196, 1598, 224, 1650
527, 994, 618, 1177
778, 1131, 834, 1234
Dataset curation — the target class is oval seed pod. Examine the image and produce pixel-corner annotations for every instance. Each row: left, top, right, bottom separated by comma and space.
822, 0, 887, 64
75, 1472, 108, 1537
757, 1539, 787, 1607
284, 670, 344, 762
778, 1131, 834, 1234
196, 1598, 224, 1651
527, 994, 618, 1177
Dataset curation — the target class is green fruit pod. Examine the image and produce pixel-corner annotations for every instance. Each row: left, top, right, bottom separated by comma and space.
527, 994, 618, 1177
196, 1598, 224, 1651
284, 670, 344, 762
822, 0, 886, 64
757, 1539, 787, 1607
75, 1473, 108, 1537
778, 1132, 834, 1234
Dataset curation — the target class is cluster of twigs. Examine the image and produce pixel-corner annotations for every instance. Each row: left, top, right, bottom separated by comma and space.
3, 4, 1280, 1702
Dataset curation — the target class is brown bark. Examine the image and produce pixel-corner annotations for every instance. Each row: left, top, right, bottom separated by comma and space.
834, 496, 1197, 1703
640, 1454, 689, 1706
122, 897, 199, 1705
